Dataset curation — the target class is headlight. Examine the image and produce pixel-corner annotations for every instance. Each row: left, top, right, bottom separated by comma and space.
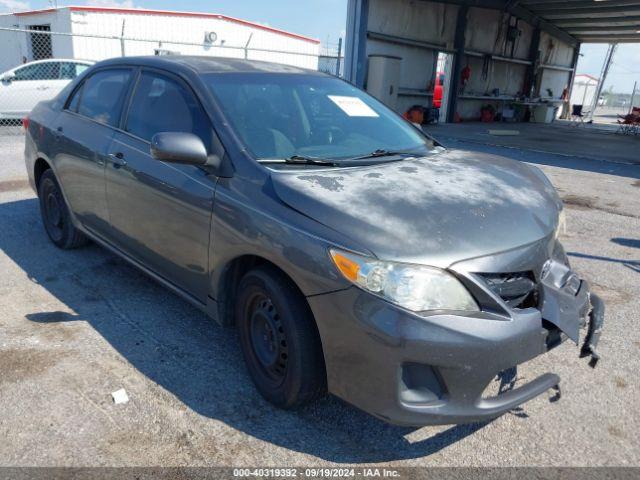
329, 249, 479, 312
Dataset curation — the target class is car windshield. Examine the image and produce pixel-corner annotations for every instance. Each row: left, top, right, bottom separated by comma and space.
203, 72, 436, 162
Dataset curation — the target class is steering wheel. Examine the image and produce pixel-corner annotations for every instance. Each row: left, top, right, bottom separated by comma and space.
315, 125, 346, 145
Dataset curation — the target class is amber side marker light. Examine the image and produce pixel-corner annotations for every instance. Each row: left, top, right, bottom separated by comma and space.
330, 250, 360, 281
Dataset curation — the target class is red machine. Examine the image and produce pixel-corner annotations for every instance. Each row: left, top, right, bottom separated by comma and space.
433, 71, 445, 108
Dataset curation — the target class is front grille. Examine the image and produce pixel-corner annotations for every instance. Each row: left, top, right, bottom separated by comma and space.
478, 271, 539, 309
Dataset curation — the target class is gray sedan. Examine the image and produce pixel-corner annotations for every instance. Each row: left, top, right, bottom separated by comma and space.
23, 56, 603, 426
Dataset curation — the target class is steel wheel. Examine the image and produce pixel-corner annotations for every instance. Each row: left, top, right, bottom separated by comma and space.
236, 265, 327, 408
40, 176, 66, 243
246, 294, 288, 386
37, 169, 88, 249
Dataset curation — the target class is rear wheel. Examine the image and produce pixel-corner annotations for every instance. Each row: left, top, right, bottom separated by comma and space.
236, 266, 327, 408
38, 169, 88, 249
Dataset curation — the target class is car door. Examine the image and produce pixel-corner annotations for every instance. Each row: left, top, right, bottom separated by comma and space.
53, 67, 134, 233
0, 61, 59, 117
105, 69, 218, 302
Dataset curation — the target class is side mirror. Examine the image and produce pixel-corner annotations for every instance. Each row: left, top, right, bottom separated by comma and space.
1, 73, 15, 83
150, 132, 217, 166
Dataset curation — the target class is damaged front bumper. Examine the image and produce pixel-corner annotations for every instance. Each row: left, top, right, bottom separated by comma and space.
581, 292, 605, 367
539, 259, 605, 368
307, 262, 604, 426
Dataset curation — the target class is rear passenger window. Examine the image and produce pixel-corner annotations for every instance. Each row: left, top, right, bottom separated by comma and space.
67, 85, 83, 112
125, 71, 211, 146
75, 69, 131, 127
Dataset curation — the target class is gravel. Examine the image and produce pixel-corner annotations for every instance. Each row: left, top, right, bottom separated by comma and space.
0, 128, 638, 467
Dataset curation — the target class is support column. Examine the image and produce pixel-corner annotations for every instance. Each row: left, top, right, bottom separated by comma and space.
525, 28, 541, 97
446, 5, 468, 123
354, 0, 369, 88
336, 37, 343, 77
566, 42, 581, 100
344, 0, 369, 87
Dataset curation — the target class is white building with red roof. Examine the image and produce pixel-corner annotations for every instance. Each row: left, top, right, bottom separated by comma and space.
0, 6, 320, 71
570, 74, 600, 109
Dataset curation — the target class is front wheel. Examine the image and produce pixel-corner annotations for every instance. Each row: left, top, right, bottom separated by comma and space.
236, 266, 327, 408
38, 169, 89, 249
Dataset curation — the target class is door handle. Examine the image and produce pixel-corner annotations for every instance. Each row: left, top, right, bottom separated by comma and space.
37, 85, 50, 91
53, 126, 63, 140
108, 152, 127, 167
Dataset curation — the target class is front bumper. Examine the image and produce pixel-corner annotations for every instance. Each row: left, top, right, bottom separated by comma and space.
307, 275, 603, 426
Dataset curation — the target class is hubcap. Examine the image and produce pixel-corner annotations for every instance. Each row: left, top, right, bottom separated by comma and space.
247, 296, 288, 383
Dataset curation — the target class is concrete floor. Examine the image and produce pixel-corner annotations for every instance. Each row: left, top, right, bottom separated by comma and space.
591, 106, 634, 128
423, 122, 640, 166
1, 127, 639, 467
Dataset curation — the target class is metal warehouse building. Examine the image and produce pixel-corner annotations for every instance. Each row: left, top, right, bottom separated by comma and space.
0, 6, 321, 72
343, 0, 640, 123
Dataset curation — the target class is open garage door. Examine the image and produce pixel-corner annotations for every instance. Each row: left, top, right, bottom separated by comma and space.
345, 0, 640, 124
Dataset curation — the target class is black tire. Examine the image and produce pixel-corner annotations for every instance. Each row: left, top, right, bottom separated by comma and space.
38, 169, 89, 249
236, 265, 327, 408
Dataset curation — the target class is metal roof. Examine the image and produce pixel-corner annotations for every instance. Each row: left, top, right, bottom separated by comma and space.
520, 0, 640, 43
423, 0, 640, 45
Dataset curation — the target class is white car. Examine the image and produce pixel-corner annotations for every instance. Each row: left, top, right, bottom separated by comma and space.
0, 59, 93, 120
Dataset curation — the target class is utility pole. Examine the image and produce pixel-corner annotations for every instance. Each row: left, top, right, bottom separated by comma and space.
120, 19, 126, 57
629, 81, 637, 114
244, 33, 253, 60
591, 43, 617, 118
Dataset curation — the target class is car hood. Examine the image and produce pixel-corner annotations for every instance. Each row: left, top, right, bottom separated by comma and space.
270, 150, 562, 268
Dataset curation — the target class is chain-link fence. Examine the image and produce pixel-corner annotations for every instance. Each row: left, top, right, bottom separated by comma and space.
589, 82, 639, 128
0, 26, 343, 131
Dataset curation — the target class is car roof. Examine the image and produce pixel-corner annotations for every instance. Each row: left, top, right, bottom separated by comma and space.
19, 59, 94, 65
3, 58, 93, 74
94, 55, 327, 76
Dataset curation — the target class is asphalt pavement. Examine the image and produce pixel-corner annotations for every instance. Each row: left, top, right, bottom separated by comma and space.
0, 127, 638, 466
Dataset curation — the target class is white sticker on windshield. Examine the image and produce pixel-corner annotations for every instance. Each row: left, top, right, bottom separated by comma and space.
328, 95, 379, 117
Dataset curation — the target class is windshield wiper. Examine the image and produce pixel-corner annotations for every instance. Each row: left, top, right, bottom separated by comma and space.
258, 155, 340, 166
344, 149, 418, 161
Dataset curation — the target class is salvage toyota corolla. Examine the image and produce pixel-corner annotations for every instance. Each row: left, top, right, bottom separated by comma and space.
24, 56, 604, 426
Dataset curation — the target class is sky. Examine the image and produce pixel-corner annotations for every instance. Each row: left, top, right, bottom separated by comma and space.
576, 44, 640, 94
1, 0, 638, 92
